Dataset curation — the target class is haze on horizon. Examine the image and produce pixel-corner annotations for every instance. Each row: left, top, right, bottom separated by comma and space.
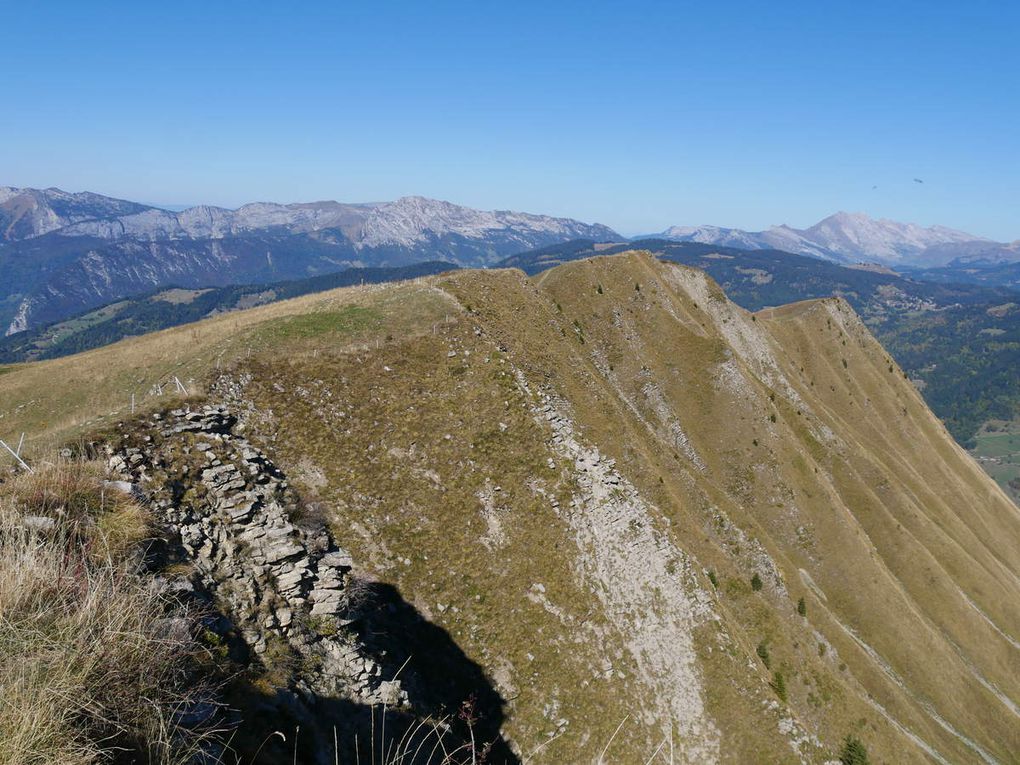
1, 1, 1017, 241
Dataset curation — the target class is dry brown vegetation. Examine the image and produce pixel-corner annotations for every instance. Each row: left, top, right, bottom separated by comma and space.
0, 462, 210, 765
0, 279, 457, 458
1, 255, 1018, 763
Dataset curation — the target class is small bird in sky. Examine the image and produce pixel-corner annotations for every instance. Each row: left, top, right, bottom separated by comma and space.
872, 185, 878, 190
914, 178, 924, 184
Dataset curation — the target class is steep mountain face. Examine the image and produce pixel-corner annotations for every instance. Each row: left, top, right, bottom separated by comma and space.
502, 239, 1020, 449
0, 186, 618, 334
655, 211, 994, 266
1, 252, 1017, 763
0, 186, 151, 241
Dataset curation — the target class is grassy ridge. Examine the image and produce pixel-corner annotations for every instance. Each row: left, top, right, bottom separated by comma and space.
0, 261, 456, 364
501, 239, 1020, 446
1, 253, 1018, 762
0, 278, 459, 458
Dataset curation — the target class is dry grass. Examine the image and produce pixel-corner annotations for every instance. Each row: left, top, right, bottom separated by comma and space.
443, 254, 1020, 762
1, 461, 150, 561
0, 462, 214, 765
237, 328, 623, 760
0, 278, 458, 460
2, 254, 1019, 762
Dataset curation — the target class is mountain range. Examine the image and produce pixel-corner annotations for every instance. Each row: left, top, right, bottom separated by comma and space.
0, 186, 619, 334
3, 185, 1020, 338
650, 210, 1020, 267
0, 186, 620, 246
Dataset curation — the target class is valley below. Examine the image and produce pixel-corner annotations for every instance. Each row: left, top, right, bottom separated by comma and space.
971, 419, 1020, 505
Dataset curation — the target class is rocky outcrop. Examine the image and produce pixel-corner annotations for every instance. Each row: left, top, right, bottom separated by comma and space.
524, 378, 723, 762
106, 404, 406, 710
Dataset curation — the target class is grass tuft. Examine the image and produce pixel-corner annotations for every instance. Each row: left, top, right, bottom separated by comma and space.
0, 460, 216, 764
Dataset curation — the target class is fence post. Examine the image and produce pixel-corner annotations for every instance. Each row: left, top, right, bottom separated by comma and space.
0, 438, 33, 473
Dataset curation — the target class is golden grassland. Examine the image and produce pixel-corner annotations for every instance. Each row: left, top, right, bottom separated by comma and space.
0, 279, 459, 458
1, 252, 1018, 763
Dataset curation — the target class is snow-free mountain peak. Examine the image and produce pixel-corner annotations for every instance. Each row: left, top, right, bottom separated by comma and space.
802, 211, 983, 261
0, 185, 620, 248
652, 210, 995, 266
0, 185, 154, 241
0, 185, 621, 335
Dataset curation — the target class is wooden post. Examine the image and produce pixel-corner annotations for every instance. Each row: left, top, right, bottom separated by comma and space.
0, 439, 33, 473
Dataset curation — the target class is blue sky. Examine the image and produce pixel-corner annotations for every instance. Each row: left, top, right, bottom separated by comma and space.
2, 1, 1017, 239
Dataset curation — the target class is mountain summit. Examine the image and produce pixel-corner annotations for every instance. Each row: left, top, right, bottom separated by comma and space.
0, 186, 620, 247
0, 185, 150, 240
655, 211, 991, 266
802, 211, 983, 262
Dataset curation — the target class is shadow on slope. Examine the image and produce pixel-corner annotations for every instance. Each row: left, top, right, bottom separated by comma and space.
223, 581, 517, 765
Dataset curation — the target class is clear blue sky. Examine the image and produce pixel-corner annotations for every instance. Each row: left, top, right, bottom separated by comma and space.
2, 1, 1017, 239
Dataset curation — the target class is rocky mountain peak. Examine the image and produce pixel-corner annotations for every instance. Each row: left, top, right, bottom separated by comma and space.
0, 184, 622, 334
0, 185, 153, 241
654, 210, 994, 266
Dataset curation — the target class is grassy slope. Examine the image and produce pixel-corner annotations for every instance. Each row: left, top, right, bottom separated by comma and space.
757, 298, 1020, 762
0, 262, 456, 363
448, 254, 1020, 762
465, 254, 1020, 763
1, 253, 1018, 763
501, 239, 1020, 453
0, 278, 454, 457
